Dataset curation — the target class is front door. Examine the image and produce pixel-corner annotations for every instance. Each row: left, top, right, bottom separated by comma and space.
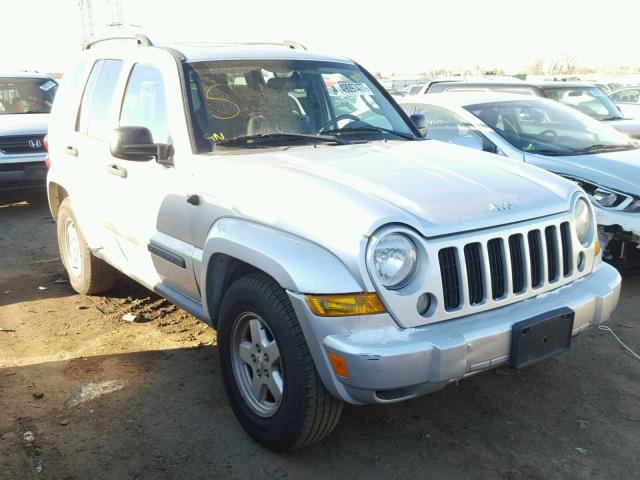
106, 62, 199, 299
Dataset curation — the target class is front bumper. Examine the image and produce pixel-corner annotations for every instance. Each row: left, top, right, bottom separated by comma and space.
288, 263, 621, 405
0, 156, 47, 190
596, 207, 640, 242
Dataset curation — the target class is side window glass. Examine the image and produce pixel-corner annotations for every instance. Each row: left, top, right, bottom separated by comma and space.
76, 60, 103, 133
416, 105, 485, 151
119, 64, 169, 143
86, 60, 123, 139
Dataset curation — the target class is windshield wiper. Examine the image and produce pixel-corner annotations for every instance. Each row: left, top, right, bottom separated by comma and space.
599, 116, 623, 121
570, 143, 637, 154
526, 148, 566, 156
322, 126, 415, 140
215, 132, 350, 147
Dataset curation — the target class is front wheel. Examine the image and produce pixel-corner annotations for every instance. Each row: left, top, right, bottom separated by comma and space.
218, 273, 343, 451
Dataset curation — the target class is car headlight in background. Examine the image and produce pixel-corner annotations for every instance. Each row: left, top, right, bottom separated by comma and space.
372, 233, 418, 289
559, 174, 639, 212
624, 197, 640, 213
592, 187, 618, 208
575, 197, 594, 246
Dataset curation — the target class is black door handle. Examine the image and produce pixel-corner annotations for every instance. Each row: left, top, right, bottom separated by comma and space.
186, 194, 200, 205
107, 163, 127, 178
66, 146, 78, 157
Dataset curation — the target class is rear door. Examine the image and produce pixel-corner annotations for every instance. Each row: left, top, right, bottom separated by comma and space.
65, 59, 126, 262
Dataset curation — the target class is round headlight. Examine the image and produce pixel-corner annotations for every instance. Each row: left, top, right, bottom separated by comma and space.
574, 198, 593, 246
372, 233, 418, 289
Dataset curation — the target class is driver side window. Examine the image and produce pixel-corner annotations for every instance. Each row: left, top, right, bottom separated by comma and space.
119, 64, 169, 143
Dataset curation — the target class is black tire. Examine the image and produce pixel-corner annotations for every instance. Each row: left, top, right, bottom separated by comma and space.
57, 198, 118, 295
218, 273, 343, 451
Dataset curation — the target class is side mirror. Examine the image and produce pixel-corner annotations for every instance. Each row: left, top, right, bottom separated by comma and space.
110, 126, 174, 166
410, 114, 428, 137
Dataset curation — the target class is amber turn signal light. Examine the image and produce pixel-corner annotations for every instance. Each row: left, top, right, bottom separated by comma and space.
327, 351, 349, 378
306, 293, 386, 317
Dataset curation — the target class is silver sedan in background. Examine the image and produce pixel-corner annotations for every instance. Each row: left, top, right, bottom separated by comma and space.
399, 93, 640, 271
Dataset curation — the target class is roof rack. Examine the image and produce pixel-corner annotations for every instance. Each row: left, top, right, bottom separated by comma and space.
171, 40, 307, 51
83, 34, 153, 50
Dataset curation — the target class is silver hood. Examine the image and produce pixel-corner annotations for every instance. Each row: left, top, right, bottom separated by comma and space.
606, 118, 640, 140
0, 113, 49, 136
528, 147, 640, 196
199, 140, 577, 240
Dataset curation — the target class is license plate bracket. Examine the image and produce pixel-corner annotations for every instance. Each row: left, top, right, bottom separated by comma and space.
510, 307, 575, 369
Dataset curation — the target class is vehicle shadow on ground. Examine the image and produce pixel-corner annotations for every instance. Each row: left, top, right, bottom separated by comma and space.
2, 313, 639, 480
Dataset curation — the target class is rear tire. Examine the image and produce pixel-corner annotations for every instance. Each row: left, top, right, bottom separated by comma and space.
57, 198, 118, 294
218, 273, 343, 451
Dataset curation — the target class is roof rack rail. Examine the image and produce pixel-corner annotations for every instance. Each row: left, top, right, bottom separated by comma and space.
171, 40, 307, 50
83, 34, 152, 50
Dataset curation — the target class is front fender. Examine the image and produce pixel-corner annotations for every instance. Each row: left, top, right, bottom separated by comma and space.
198, 218, 365, 319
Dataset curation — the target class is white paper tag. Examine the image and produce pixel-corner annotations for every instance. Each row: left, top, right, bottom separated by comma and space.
337, 82, 374, 97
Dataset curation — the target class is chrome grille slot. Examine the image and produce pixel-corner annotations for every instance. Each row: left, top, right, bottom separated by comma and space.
528, 230, 543, 288
438, 247, 460, 311
545, 226, 560, 282
509, 234, 525, 294
464, 243, 483, 305
560, 222, 572, 277
487, 238, 505, 300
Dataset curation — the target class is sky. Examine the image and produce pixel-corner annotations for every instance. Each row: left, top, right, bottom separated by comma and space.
3, 0, 639, 76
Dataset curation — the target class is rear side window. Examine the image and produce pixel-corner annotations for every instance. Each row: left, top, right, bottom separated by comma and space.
76, 59, 123, 139
119, 64, 169, 143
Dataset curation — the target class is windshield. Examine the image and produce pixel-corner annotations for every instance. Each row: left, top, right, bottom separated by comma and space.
543, 86, 623, 121
184, 59, 416, 152
466, 99, 639, 156
0, 77, 58, 114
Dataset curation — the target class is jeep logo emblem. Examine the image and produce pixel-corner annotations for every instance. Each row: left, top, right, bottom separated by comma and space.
489, 202, 513, 212
28, 139, 42, 149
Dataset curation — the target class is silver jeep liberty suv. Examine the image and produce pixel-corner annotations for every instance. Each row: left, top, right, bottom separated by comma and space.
47, 35, 621, 451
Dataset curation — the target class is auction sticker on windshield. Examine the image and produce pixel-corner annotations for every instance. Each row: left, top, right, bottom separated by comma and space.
337, 82, 374, 96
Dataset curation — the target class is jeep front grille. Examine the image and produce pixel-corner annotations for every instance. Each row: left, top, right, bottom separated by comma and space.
438, 222, 573, 312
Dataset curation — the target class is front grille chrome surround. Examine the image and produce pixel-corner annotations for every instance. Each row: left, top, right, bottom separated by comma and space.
366, 204, 596, 329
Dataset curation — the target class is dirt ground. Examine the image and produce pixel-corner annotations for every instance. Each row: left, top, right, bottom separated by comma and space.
1, 190, 639, 480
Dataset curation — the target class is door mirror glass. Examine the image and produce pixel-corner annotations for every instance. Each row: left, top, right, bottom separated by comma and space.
110, 126, 173, 164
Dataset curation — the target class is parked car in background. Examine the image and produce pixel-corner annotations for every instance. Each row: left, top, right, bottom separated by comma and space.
48, 35, 621, 451
399, 93, 640, 271
400, 83, 423, 95
609, 87, 640, 120
0, 72, 58, 192
414, 80, 640, 139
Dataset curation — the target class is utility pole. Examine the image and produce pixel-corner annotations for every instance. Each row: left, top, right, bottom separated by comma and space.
76, 0, 125, 45
77, 0, 94, 46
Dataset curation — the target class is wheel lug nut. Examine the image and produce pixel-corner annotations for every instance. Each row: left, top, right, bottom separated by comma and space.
263, 354, 269, 362
264, 370, 269, 377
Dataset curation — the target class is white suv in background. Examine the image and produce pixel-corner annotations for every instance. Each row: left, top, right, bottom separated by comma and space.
0, 72, 57, 193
